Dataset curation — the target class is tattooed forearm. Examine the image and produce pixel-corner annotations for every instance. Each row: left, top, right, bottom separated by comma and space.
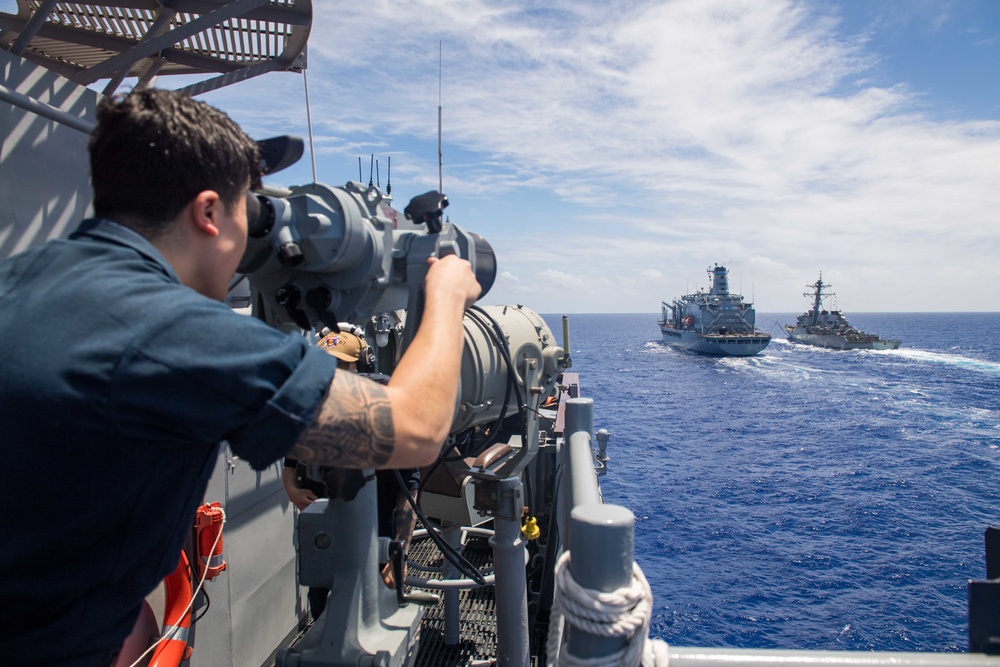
393, 503, 417, 545
290, 371, 395, 468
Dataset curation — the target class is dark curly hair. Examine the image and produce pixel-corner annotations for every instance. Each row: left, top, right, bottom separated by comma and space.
89, 88, 261, 236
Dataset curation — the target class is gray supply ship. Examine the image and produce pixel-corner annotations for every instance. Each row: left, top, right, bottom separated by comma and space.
785, 274, 902, 350
659, 264, 771, 356
1, 4, 993, 667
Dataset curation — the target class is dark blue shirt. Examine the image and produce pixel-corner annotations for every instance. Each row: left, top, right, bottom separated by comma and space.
0, 219, 337, 665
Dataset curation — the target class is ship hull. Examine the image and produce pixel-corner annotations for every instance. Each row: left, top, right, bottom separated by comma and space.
661, 326, 771, 356
785, 326, 901, 350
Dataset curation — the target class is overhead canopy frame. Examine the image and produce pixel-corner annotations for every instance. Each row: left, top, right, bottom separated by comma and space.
0, 0, 311, 96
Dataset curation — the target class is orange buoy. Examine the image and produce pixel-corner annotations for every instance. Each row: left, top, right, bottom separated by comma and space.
149, 551, 193, 666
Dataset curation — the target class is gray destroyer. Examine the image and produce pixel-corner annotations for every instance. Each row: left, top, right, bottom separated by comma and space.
785, 274, 901, 350
659, 264, 771, 356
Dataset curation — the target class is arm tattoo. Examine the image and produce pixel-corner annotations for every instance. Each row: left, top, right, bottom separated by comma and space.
393, 503, 417, 544
290, 371, 395, 468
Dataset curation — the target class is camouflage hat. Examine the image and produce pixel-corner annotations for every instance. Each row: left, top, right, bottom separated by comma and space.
317, 331, 363, 362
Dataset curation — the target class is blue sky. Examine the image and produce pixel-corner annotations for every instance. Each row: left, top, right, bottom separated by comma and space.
6, 0, 998, 312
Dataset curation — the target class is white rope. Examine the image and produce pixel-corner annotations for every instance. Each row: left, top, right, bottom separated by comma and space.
128, 507, 227, 667
547, 551, 670, 667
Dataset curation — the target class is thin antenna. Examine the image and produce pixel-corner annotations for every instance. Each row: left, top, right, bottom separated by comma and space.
438, 41, 443, 193
358, 157, 362, 181
368, 154, 374, 189
303, 69, 318, 182
387, 156, 392, 195
376, 159, 380, 187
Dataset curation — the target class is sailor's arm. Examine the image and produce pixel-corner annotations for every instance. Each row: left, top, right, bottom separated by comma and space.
287, 255, 479, 469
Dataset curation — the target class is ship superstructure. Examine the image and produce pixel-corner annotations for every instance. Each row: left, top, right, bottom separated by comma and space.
659, 264, 771, 356
785, 274, 901, 350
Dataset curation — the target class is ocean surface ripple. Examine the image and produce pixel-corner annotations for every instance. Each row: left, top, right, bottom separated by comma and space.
541, 312, 1000, 653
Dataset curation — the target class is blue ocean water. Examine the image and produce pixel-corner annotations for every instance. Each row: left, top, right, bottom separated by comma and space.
541, 312, 1000, 653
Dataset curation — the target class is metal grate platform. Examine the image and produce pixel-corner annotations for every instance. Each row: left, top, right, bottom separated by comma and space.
408, 531, 547, 667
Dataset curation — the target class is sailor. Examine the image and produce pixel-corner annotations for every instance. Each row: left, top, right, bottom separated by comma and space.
0, 88, 479, 666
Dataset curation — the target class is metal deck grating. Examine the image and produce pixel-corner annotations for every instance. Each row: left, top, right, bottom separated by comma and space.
408, 531, 547, 666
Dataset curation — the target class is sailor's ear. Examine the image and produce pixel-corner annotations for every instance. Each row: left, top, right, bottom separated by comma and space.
189, 190, 222, 237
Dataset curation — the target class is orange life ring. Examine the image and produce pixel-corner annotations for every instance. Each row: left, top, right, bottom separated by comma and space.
149, 550, 194, 666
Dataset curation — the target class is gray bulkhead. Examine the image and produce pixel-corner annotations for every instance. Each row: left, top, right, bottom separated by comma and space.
1, 49, 95, 260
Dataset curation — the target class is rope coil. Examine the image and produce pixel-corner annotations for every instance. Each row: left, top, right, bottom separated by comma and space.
547, 551, 669, 667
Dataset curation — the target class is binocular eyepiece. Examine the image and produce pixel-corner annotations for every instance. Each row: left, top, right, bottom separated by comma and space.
245, 190, 276, 239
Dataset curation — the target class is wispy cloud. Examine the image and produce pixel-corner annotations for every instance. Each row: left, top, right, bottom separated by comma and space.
208, 0, 1000, 313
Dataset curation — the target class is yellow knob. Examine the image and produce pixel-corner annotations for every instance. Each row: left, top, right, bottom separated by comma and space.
521, 516, 541, 540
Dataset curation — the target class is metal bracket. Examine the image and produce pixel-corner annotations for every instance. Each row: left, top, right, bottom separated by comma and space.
968, 527, 1000, 654
473, 475, 524, 522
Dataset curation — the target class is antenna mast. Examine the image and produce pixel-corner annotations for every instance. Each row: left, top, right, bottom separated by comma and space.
303, 69, 318, 183
438, 41, 443, 193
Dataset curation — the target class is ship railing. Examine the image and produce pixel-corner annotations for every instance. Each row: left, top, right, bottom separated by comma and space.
553, 397, 663, 665
664, 648, 1000, 667
551, 399, 1000, 667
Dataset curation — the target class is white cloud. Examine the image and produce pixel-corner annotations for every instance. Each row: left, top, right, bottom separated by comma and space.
204, 0, 1000, 312
641, 269, 666, 281
536, 269, 588, 290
